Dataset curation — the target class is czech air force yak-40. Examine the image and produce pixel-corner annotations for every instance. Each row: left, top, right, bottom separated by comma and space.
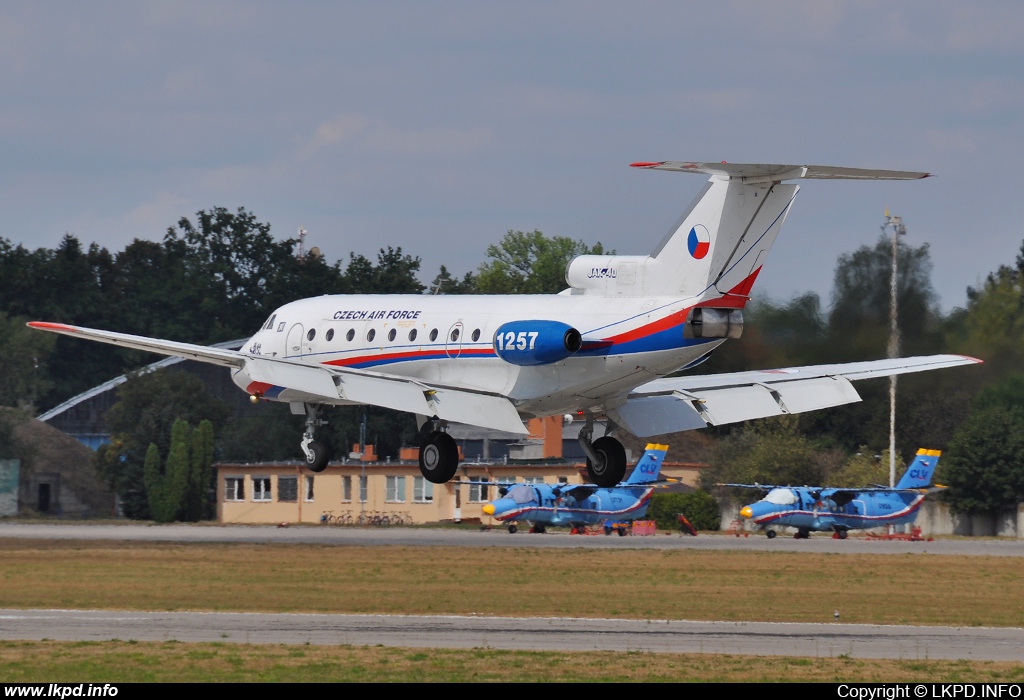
726, 448, 945, 539
29, 161, 980, 488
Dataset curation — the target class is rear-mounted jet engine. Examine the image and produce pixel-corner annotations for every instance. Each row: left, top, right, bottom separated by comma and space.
685, 308, 743, 339
493, 320, 583, 366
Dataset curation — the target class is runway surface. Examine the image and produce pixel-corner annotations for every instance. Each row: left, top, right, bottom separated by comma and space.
1, 609, 1021, 661
1, 522, 1023, 556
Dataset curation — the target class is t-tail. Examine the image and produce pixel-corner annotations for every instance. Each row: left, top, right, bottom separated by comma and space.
895, 448, 941, 489
624, 443, 669, 484
565, 162, 928, 304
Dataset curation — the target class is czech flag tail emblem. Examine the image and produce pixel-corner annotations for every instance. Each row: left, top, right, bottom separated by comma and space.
687, 225, 710, 259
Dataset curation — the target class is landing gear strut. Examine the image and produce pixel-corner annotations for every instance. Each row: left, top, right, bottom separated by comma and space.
418, 419, 459, 484
577, 418, 626, 487
300, 403, 331, 472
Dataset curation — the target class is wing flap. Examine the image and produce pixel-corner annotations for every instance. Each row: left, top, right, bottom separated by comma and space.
424, 388, 528, 434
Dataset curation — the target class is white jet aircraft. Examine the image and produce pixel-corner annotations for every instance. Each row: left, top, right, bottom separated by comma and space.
29, 161, 980, 487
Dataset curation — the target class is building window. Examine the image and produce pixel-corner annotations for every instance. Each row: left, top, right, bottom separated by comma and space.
524, 476, 545, 485
468, 477, 489, 503
305, 476, 315, 502
386, 476, 406, 502
359, 476, 368, 503
342, 476, 352, 502
278, 476, 298, 502
413, 477, 433, 503
252, 477, 271, 501
225, 477, 244, 501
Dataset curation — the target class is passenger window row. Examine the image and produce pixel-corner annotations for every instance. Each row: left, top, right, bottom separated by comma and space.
302, 327, 484, 344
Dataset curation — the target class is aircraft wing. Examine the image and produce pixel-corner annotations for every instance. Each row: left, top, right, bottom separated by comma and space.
27, 321, 529, 435
608, 355, 980, 437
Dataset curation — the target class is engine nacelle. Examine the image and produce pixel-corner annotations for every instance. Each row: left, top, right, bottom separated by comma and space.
685, 308, 744, 339
493, 320, 582, 366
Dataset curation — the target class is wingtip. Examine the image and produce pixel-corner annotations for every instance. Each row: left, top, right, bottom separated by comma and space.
629, 161, 663, 168
27, 321, 77, 332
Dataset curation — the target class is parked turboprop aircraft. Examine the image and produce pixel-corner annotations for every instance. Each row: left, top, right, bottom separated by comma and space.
726, 448, 944, 539
29, 161, 979, 488
481, 443, 670, 533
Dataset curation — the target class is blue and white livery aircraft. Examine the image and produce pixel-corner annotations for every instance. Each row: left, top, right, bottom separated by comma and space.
481, 443, 669, 533
729, 448, 944, 539
29, 161, 979, 487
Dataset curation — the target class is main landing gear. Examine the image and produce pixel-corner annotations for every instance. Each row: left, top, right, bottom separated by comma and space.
418, 419, 459, 484
300, 403, 331, 472
577, 418, 627, 488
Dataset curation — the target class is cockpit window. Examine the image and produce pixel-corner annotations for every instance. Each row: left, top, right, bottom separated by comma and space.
764, 488, 799, 505
507, 485, 537, 505
263, 314, 276, 330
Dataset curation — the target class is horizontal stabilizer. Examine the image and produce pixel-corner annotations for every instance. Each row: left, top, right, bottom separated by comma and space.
630, 161, 930, 183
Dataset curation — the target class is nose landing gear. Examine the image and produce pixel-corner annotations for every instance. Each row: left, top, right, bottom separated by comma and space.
300, 403, 331, 472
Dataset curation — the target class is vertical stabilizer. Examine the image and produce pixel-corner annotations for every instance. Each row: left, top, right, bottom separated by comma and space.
624, 443, 669, 484
895, 448, 941, 489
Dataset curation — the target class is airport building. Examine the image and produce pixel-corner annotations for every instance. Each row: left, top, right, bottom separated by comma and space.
214, 458, 707, 526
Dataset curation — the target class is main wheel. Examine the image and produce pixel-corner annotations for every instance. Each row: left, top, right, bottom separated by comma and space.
508, 524, 517, 534
304, 440, 330, 472
585, 436, 627, 487
419, 431, 459, 483
837, 529, 848, 540
765, 529, 777, 539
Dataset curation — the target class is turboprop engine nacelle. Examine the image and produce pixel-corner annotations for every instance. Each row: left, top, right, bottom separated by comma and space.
493, 320, 582, 366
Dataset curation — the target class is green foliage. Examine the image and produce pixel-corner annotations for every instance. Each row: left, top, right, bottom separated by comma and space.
142, 419, 213, 523
940, 402, 1024, 516
702, 417, 825, 497
829, 448, 904, 488
647, 491, 721, 531
430, 265, 477, 294
142, 443, 170, 522
0, 313, 56, 413
186, 420, 215, 521
99, 370, 230, 519
476, 230, 608, 294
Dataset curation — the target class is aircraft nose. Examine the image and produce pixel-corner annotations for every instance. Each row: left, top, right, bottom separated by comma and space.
740, 506, 753, 519
482, 504, 495, 516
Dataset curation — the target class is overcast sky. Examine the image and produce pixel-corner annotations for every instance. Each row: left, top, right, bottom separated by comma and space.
3, 1, 1022, 311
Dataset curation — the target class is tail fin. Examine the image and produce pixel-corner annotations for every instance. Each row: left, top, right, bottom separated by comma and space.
895, 448, 941, 489
627, 162, 927, 301
624, 443, 669, 484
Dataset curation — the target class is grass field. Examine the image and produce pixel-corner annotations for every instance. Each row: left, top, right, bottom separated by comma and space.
2, 641, 1024, 683
2, 538, 1023, 682
1, 539, 1022, 626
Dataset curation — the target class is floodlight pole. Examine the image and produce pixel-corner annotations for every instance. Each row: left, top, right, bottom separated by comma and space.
882, 211, 906, 490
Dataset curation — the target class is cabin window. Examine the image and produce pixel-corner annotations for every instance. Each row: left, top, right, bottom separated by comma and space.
413, 477, 433, 503
367, 329, 376, 342
325, 329, 334, 342
225, 477, 244, 501
277, 322, 285, 332
450, 328, 460, 342
765, 488, 799, 505
346, 328, 355, 342
386, 476, 406, 503
471, 329, 481, 342
278, 476, 298, 503
252, 477, 271, 502
408, 329, 418, 342
429, 329, 438, 342
306, 329, 316, 342
388, 328, 397, 342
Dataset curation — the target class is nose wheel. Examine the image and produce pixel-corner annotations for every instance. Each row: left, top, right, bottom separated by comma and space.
300, 404, 331, 472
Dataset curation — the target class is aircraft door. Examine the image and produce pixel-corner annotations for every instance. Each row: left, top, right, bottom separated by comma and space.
286, 323, 306, 358
445, 322, 464, 358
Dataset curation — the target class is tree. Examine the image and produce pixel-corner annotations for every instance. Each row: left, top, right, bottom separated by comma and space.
475, 230, 608, 294
429, 265, 477, 295
0, 313, 55, 413
342, 247, 425, 294
98, 369, 230, 519
186, 419, 215, 521
142, 419, 193, 523
648, 491, 721, 531
828, 448, 903, 488
939, 406, 1024, 516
